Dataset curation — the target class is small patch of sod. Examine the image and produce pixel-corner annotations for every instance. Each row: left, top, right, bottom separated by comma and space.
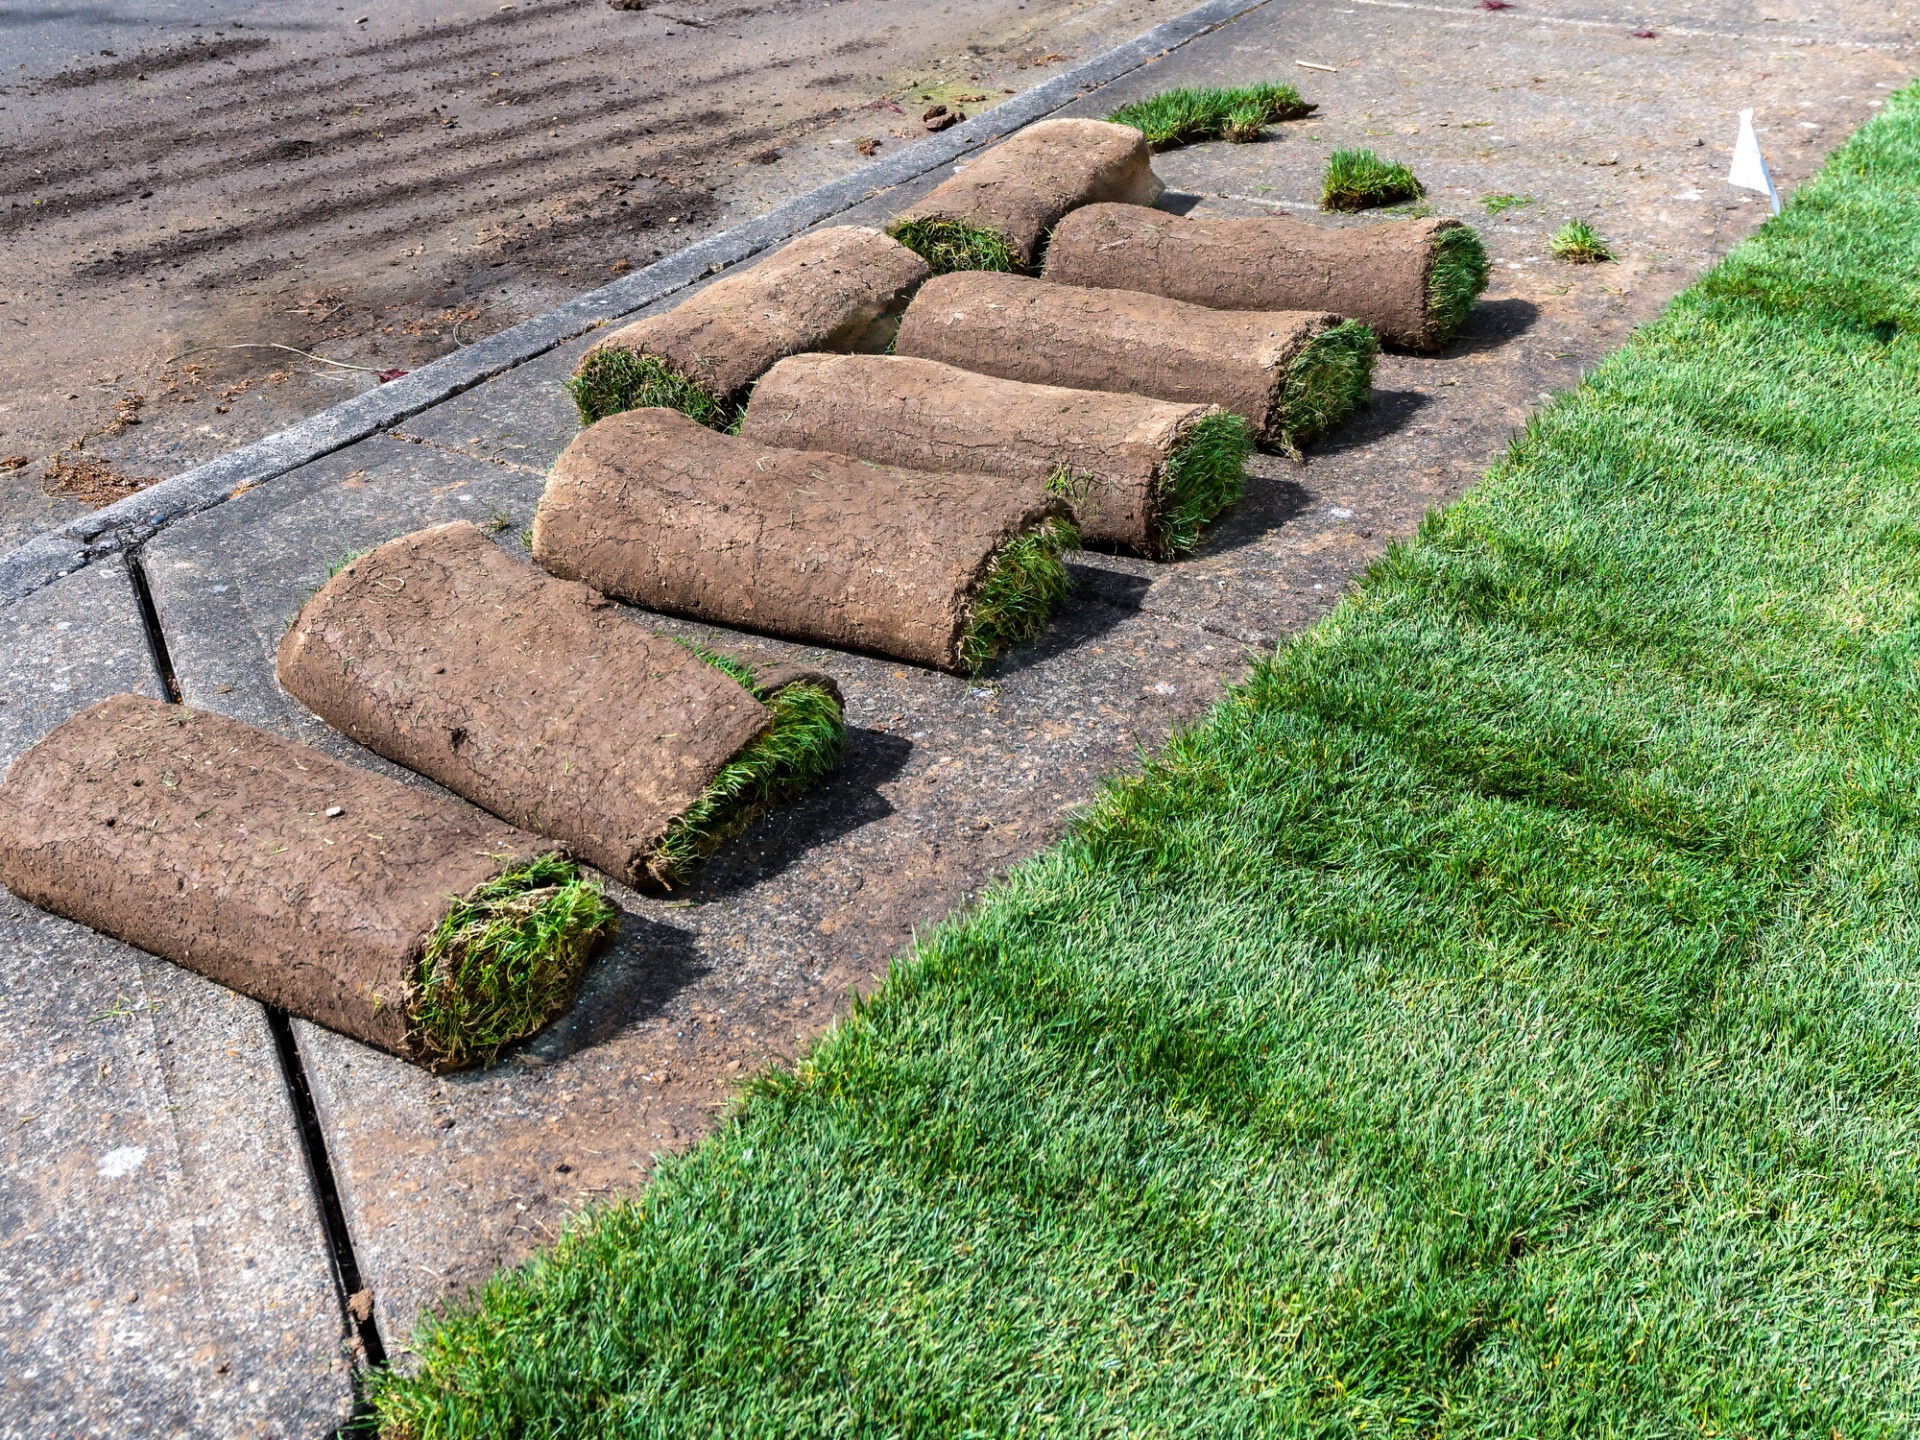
1481, 192, 1533, 215
886, 217, 1019, 276
1320, 147, 1424, 211
409, 853, 619, 1071
958, 516, 1078, 672
1277, 319, 1378, 447
1551, 218, 1615, 264
1426, 223, 1492, 345
646, 648, 846, 889
1152, 410, 1252, 558
565, 348, 734, 429
1105, 81, 1314, 150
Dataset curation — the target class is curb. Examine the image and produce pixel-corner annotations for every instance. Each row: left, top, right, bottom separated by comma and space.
0, 0, 1271, 608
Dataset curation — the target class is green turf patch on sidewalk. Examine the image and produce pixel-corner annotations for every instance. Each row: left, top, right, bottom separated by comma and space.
372, 86, 1920, 1437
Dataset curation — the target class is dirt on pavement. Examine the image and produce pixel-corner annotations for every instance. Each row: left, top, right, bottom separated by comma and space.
0, 0, 1166, 551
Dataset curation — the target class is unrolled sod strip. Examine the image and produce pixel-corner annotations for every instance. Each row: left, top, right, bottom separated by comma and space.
740, 353, 1251, 559
278, 521, 845, 892
887, 118, 1164, 274
1044, 205, 1490, 351
568, 225, 930, 426
532, 407, 1077, 674
894, 272, 1377, 450
0, 694, 619, 1071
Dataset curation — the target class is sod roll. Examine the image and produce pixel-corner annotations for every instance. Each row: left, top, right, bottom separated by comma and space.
0, 694, 618, 1071
532, 407, 1075, 674
888, 118, 1164, 273
1043, 204, 1489, 351
278, 521, 844, 891
740, 353, 1249, 559
570, 225, 930, 425
894, 272, 1374, 450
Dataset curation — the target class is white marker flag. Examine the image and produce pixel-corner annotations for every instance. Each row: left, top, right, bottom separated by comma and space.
1729, 108, 1781, 215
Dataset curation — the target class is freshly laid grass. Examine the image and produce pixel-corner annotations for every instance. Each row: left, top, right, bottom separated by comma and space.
1106, 81, 1314, 150
1278, 318, 1378, 447
958, 516, 1078, 672
409, 854, 618, 1070
1154, 410, 1252, 557
374, 85, 1920, 1437
1551, 217, 1615, 263
647, 648, 846, 889
886, 217, 1018, 276
566, 348, 733, 429
1427, 222, 1493, 345
1321, 147, 1424, 211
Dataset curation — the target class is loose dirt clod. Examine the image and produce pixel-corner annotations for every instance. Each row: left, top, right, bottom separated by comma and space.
278, 521, 844, 891
887, 117, 1164, 273
0, 694, 617, 1070
740, 352, 1250, 558
894, 272, 1373, 449
568, 226, 929, 426
532, 407, 1074, 674
1044, 204, 1489, 351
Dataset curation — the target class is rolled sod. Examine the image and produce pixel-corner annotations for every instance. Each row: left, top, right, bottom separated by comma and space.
1043, 204, 1491, 351
531, 407, 1077, 674
278, 521, 845, 892
0, 694, 618, 1071
740, 353, 1251, 559
893, 272, 1376, 450
569, 225, 930, 426
887, 118, 1164, 274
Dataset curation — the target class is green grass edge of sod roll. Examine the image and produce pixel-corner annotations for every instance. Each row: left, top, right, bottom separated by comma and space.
649, 648, 847, 889
409, 853, 619, 1071
886, 217, 1020, 276
566, 349, 736, 429
1106, 81, 1314, 150
370, 73, 1920, 1440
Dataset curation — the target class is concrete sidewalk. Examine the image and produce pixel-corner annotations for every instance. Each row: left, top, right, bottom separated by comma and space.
2, 1, 1911, 1433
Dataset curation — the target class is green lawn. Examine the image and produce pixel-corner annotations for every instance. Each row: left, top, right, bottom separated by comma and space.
372, 86, 1920, 1437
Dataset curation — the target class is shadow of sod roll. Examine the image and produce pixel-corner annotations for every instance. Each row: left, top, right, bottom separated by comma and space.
278, 521, 846, 893
894, 272, 1377, 451
567, 225, 930, 427
1044, 204, 1490, 352
740, 353, 1251, 560
887, 117, 1164, 275
531, 408, 1078, 675
0, 694, 619, 1071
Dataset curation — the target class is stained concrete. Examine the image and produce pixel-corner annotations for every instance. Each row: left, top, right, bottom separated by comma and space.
0, 562, 352, 1437
0, 0, 1913, 1419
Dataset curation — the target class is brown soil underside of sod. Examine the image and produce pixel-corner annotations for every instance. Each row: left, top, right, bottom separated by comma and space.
895, 271, 1334, 447
532, 407, 1067, 673
891, 117, 1165, 270
278, 521, 840, 887
1046, 205, 1466, 350
0, 693, 552, 1063
579, 226, 929, 410
741, 352, 1218, 555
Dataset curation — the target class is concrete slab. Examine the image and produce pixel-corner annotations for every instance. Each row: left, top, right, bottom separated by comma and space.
0, 562, 351, 1438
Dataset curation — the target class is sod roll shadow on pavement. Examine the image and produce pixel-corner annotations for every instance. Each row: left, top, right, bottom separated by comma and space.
532, 407, 1076, 674
569, 225, 930, 426
0, 694, 618, 1070
888, 117, 1165, 274
740, 353, 1251, 559
1045, 205, 1490, 351
894, 272, 1376, 450
278, 521, 845, 891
